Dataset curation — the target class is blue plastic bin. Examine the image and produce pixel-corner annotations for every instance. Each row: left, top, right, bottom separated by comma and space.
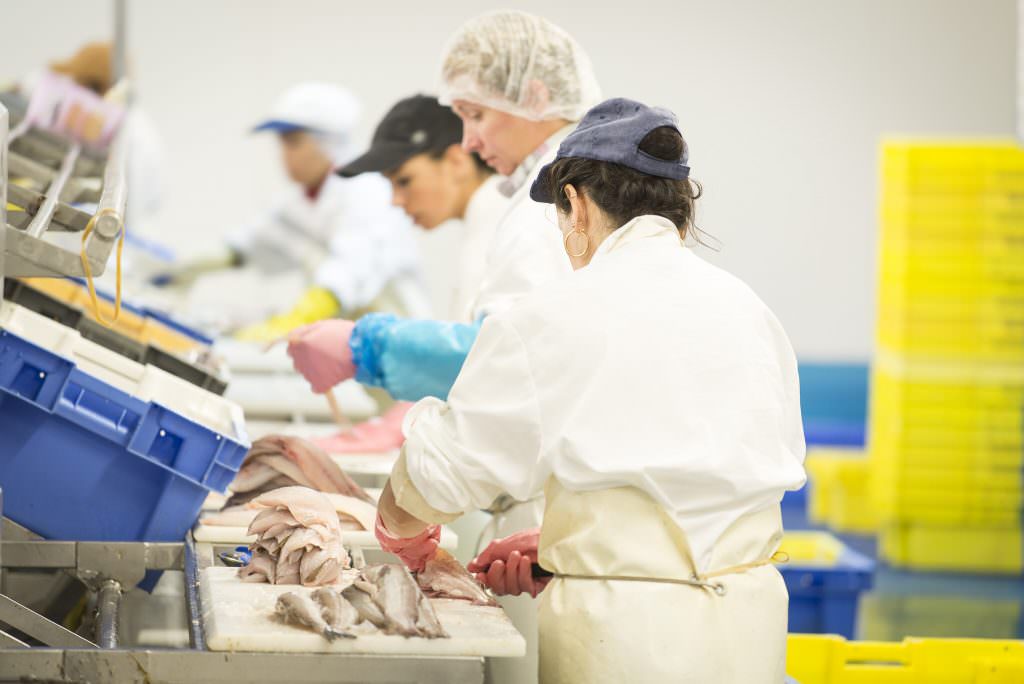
798, 362, 869, 447
780, 533, 876, 639
0, 329, 246, 543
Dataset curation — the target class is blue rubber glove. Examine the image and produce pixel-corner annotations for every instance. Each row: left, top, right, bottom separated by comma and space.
350, 314, 483, 402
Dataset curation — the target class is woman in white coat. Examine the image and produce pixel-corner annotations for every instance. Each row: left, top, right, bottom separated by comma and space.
375, 98, 807, 683
286, 15, 600, 681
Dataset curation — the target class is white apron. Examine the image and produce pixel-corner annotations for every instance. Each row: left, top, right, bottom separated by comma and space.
538, 479, 788, 684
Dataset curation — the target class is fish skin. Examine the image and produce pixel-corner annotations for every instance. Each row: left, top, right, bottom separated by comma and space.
415, 590, 449, 638
230, 462, 281, 493
342, 584, 389, 629
417, 549, 497, 606
275, 592, 351, 641
371, 565, 429, 638
311, 587, 360, 634
258, 454, 316, 489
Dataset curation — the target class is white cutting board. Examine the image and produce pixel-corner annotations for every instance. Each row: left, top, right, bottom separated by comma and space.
200, 567, 524, 657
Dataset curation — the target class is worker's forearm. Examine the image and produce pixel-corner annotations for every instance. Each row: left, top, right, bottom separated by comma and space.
379, 480, 431, 538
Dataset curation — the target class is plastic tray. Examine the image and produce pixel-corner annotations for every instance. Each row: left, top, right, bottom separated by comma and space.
786, 633, 1024, 683
0, 301, 241, 435
778, 531, 875, 638
4, 279, 227, 394
22, 277, 210, 354
0, 329, 247, 543
805, 449, 877, 534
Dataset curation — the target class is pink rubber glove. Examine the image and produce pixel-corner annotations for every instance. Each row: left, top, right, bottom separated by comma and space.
374, 513, 441, 572
286, 320, 356, 394
313, 403, 413, 454
467, 528, 549, 598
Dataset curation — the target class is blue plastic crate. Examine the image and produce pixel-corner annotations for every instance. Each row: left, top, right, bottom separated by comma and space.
0, 329, 246, 542
798, 362, 869, 447
781, 535, 876, 639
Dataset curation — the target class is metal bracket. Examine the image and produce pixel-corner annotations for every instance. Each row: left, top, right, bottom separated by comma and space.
0, 593, 95, 649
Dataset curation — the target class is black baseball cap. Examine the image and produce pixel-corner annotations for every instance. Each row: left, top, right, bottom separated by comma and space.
530, 97, 690, 203
337, 95, 463, 177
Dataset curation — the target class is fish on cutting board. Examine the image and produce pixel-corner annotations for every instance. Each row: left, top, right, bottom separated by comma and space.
203, 490, 378, 533
224, 434, 375, 509
417, 549, 498, 606
311, 587, 361, 634
276, 591, 355, 641
337, 564, 449, 639
239, 486, 347, 587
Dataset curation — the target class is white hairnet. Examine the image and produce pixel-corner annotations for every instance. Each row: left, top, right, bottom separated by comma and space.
438, 11, 601, 122
256, 82, 361, 165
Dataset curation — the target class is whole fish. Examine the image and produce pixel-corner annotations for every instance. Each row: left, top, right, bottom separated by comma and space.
341, 584, 389, 629
369, 565, 421, 637
311, 587, 360, 634
275, 592, 354, 640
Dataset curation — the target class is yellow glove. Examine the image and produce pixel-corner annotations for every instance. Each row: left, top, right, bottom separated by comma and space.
234, 287, 341, 342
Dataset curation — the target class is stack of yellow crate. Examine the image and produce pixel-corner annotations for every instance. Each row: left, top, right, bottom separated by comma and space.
870, 139, 1024, 574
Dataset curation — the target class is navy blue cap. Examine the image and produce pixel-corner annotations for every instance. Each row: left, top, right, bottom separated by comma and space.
530, 98, 690, 203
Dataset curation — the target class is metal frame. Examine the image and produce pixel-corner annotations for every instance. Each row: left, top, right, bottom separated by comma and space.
2, 118, 126, 279
0, 521, 487, 683
0, 3, 484, 679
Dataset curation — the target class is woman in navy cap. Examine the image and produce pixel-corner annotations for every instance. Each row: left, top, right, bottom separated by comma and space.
374, 97, 806, 683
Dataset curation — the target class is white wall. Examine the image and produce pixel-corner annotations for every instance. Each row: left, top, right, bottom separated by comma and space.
1, 0, 1016, 359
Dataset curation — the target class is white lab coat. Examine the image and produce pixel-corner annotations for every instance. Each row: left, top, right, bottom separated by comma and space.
458, 127, 573, 684
228, 173, 429, 317
450, 175, 507, 322
396, 214, 806, 682
467, 127, 574, 320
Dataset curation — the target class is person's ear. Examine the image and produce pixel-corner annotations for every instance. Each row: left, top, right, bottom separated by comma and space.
564, 184, 586, 231
444, 144, 471, 179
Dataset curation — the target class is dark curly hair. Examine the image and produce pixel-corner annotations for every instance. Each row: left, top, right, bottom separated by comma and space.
544, 126, 704, 240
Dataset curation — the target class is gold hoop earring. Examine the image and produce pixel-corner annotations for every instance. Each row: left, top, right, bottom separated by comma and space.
564, 227, 589, 258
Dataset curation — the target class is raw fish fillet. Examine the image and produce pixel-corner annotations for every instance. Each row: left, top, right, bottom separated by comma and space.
250, 486, 342, 530
226, 435, 374, 505
311, 587, 360, 633
275, 591, 353, 640
238, 486, 348, 587
417, 549, 497, 606
335, 564, 448, 638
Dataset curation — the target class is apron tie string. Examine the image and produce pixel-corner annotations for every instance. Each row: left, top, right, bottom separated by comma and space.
553, 551, 789, 597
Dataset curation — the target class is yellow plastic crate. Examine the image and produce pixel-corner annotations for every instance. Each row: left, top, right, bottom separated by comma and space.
879, 277, 1024, 300
806, 449, 878, 534
879, 523, 1022, 575
869, 365, 1024, 407
778, 530, 848, 566
787, 634, 1024, 683
869, 423, 1023, 454
882, 448, 1022, 472
24, 278, 205, 355
876, 294, 1024, 321
869, 402, 1023, 433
